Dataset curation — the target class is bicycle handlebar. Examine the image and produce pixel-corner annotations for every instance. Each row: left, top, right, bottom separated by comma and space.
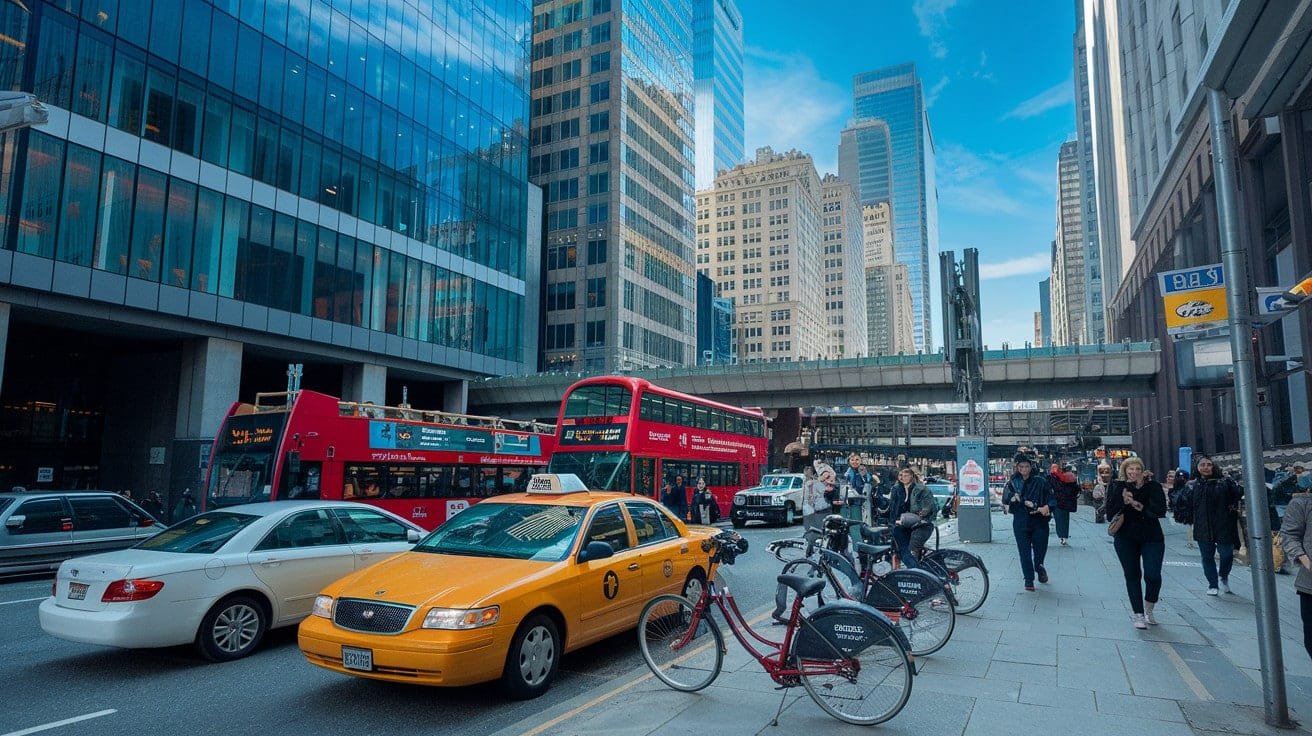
701, 529, 749, 564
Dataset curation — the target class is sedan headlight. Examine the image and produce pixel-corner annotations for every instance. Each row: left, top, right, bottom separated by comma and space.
311, 595, 334, 619
771, 495, 785, 506
422, 605, 500, 630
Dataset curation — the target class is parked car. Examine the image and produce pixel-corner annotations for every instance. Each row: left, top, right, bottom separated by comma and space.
39, 501, 424, 661
0, 491, 161, 576
729, 473, 806, 527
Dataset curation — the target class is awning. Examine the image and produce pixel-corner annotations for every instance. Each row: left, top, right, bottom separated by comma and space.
1202, 0, 1312, 119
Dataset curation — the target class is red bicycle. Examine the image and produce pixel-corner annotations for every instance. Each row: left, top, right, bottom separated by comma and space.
637, 530, 915, 726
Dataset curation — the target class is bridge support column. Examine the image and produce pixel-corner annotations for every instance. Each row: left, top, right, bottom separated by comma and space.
443, 380, 468, 414
342, 363, 386, 405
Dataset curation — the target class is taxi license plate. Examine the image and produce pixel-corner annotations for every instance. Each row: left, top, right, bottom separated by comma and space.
68, 582, 88, 601
342, 646, 373, 671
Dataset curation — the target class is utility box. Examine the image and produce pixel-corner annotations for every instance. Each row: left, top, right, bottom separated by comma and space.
955, 437, 992, 543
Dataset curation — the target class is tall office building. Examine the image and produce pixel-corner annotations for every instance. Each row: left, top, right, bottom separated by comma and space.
0, 0, 535, 496
695, 273, 734, 365
1038, 277, 1052, 347
819, 175, 868, 359
1052, 140, 1086, 345
861, 203, 913, 355
851, 63, 938, 352
1073, 2, 1106, 343
693, 0, 744, 189
837, 118, 894, 207
697, 147, 824, 363
531, 0, 697, 371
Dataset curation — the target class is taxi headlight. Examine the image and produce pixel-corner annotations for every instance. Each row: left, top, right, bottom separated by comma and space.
771, 495, 785, 505
422, 605, 501, 630
311, 595, 334, 619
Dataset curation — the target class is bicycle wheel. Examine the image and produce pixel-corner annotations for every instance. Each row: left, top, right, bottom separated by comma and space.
638, 594, 724, 692
794, 609, 914, 725
768, 537, 811, 564
901, 584, 956, 656
924, 550, 990, 615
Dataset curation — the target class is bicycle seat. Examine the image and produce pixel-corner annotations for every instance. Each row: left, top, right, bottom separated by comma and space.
860, 525, 891, 543
776, 573, 826, 598
856, 542, 892, 557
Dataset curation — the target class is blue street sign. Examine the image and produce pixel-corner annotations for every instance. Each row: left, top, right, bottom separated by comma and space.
1158, 264, 1225, 296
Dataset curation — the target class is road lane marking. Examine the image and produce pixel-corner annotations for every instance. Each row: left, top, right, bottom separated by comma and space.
520, 607, 772, 736
1157, 641, 1212, 700
1, 710, 117, 736
0, 596, 47, 606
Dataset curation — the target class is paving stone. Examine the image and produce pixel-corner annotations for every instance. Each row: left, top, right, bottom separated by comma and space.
963, 698, 1195, 736
1093, 691, 1187, 722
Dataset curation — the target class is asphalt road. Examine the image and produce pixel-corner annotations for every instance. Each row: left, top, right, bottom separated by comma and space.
0, 523, 795, 736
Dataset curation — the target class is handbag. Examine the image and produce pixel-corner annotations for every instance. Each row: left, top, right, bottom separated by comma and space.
898, 512, 921, 528
1106, 512, 1124, 536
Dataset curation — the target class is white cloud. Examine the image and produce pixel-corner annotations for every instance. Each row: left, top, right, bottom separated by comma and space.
925, 76, 950, 108
978, 252, 1052, 280
1002, 79, 1075, 120
913, 0, 959, 59
743, 46, 848, 177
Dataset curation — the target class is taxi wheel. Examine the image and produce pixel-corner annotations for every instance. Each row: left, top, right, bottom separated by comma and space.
196, 595, 267, 662
503, 614, 560, 699
681, 570, 707, 602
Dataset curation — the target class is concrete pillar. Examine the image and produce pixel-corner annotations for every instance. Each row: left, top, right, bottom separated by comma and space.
0, 302, 8, 396
443, 379, 468, 414
342, 363, 386, 405
172, 338, 242, 512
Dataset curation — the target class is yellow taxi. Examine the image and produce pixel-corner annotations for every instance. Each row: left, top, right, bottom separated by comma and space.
298, 474, 717, 698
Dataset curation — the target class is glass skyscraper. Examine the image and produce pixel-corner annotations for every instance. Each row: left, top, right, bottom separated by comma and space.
0, 0, 535, 494
851, 63, 938, 352
693, 0, 744, 189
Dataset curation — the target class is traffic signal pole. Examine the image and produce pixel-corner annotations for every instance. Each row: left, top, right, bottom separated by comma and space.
1207, 87, 1291, 728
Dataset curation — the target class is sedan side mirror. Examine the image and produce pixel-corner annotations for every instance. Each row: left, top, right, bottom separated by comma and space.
406, 528, 423, 543
577, 540, 614, 563
138, 517, 155, 527
4, 515, 23, 529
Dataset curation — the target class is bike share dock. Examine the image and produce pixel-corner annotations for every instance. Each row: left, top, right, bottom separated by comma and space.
493, 508, 1312, 736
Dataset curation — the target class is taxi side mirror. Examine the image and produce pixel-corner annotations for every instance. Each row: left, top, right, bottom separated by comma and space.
577, 540, 614, 563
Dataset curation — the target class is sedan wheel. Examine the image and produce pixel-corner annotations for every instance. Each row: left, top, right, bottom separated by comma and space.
503, 614, 560, 699
196, 596, 267, 662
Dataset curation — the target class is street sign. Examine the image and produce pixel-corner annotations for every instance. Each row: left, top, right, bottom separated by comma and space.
1257, 287, 1293, 316
1158, 263, 1228, 335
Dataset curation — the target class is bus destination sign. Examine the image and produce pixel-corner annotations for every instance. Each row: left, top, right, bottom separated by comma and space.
368, 421, 541, 456
559, 424, 628, 446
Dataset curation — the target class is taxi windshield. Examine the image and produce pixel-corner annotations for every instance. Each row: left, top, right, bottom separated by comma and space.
136, 512, 262, 554
414, 503, 586, 561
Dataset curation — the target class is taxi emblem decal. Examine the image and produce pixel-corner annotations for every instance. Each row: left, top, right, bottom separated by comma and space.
662, 560, 673, 578
362, 609, 375, 620
602, 570, 620, 600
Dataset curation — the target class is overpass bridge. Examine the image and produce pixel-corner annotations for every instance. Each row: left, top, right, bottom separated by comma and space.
469, 342, 1162, 418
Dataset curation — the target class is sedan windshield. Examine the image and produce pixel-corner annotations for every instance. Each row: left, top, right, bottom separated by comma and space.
136, 512, 262, 554
414, 503, 585, 561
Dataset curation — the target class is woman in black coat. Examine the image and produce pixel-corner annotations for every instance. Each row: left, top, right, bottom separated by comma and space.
1183, 455, 1243, 595
1104, 456, 1168, 629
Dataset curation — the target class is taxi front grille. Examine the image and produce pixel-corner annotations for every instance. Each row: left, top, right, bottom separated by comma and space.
333, 599, 414, 634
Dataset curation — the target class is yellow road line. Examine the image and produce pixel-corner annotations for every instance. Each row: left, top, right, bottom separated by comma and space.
520, 607, 773, 736
1156, 641, 1212, 701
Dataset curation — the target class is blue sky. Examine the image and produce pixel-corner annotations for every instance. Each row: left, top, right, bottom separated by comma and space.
741, 0, 1079, 349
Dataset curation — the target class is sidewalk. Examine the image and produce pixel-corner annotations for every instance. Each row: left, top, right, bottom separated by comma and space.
493, 508, 1312, 736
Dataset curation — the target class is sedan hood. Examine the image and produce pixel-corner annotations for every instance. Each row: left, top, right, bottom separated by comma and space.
329, 552, 559, 609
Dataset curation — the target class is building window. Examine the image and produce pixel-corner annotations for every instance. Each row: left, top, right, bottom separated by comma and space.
590, 51, 611, 73
587, 239, 607, 265
587, 172, 609, 195
589, 81, 610, 103
586, 277, 606, 307
591, 21, 611, 43
588, 203, 609, 224
589, 111, 610, 132
586, 320, 606, 347
589, 141, 609, 163
547, 282, 577, 311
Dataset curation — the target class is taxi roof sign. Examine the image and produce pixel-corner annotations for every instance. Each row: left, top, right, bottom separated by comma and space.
526, 473, 590, 494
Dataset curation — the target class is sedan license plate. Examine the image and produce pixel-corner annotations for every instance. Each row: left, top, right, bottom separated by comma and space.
342, 646, 373, 671
67, 582, 88, 601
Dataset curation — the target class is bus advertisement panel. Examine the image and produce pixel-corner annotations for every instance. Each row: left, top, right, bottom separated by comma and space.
546, 377, 768, 515
204, 390, 554, 528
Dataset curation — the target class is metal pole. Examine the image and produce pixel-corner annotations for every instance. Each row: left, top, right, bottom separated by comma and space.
1206, 87, 1291, 728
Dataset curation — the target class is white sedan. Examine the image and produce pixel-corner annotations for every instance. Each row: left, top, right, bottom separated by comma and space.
39, 501, 423, 661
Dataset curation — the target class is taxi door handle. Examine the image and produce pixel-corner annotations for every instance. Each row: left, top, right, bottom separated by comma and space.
627, 563, 640, 571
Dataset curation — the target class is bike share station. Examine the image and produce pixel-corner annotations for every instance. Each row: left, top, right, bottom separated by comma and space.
955, 437, 992, 543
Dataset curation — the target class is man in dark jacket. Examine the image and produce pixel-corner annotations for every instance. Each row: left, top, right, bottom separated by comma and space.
1186, 455, 1243, 595
1009, 453, 1057, 590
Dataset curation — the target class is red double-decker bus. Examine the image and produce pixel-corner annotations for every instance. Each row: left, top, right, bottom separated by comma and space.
545, 376, 768, 513
203, 390, 554, 528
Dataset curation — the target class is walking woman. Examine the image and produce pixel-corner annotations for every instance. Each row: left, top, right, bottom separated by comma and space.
1092, 463, 1113, 523
1105, 457, 1167, 629
1280, 491, 1312, 660
1184, 456, 1242, 595
1007, 454, 1056, 590
1048, 464, 1080, 545
801, 465, 829, 537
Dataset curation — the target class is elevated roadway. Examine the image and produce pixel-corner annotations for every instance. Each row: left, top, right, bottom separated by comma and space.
470, 342, 1162, 418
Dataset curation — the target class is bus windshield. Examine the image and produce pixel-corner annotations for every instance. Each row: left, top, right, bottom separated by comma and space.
206, 411, 288, 508
548, 451, 631, 491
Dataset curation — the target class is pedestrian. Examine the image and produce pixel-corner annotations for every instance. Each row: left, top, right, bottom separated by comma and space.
692, 476, 719, 525
141, 491, 164, 521
887, 467, 937, 569
799, 465, 830, 535
660, 477, 688, 522
1105, 457, 1167, 629
1007, 453, 1055, 590
1280, 490, 1312, 660
1092, 462, 1113, 523
173, 488, 198, 521
1182, 456, 1242, 595
1047, 463, 1080, 545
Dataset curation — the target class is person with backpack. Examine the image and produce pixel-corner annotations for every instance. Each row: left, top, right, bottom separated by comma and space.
1008, 453, 1056, 590
1183, 456, 1243, 595
1047, 463, 1081, 545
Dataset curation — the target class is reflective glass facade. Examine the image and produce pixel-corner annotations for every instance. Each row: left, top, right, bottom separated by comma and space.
852, 63, 937, 352
837, 118, 892, 208
693, 0, 743, 189
3, 0, 532, 366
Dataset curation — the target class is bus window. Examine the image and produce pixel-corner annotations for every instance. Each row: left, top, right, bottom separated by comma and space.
453, 466, 475, 496
478, 466, 500, 497
344, 464, 384, 499
635, 457, 656, 497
